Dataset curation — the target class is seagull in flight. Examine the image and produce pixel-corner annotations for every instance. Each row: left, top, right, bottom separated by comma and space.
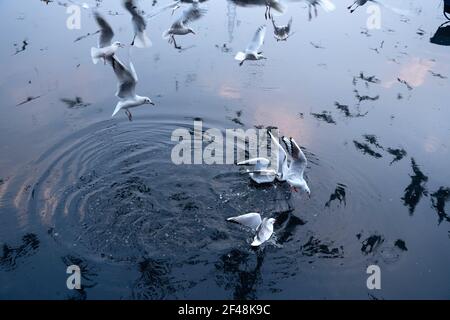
163, 1, 207, 49
348, 0, 412, 15
235, 25, 267, 66
279, 135, 311, 195
272, 17, 293, 41
123, 0, 151, 48
289, 0, 336, 20
227, 212, 276, 247
229, 0, 286, 20
110, 56, 155, 121
90, 12, 124, 65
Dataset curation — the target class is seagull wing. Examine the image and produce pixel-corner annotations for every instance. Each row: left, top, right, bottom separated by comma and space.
147, 1, 181, 20
110, 56, 137, 99
246, 25, 266, 54
269, 131, 287, 177
287, 17, 293, 32
237, 157, 270, 170
94, 12, 114, 48
124, 0, 147, 32
286, 137, 307, 175
179, 3, 207, 26
252, 218, 274, 246
227, 212, 262, 230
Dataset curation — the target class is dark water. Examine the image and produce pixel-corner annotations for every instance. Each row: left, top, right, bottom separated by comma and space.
1, 0, 450, 299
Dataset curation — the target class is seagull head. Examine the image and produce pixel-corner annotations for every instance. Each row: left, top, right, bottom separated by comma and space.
144, 97, 155, 106
112, 41, 125, 48
290, 179, 310, 197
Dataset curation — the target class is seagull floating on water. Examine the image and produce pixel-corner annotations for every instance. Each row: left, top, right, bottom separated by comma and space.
163, 0, 207, 49
123, 0, 151, 48
238, 132, 310, 195
272, 17, 293, 41
90, 12, 124, 65
235, 25, 267, 66
110, 55, 155, 121
227, 212, 276, 246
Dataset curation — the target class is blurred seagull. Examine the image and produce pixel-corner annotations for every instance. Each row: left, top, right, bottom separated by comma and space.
146, 0, 182, 19
289, 0, 335, 20
272, 17, 293, 41
348, 0, 412, 15
347, 0, 370, 12
238, 131, 311, 195
229, 0, 286, 20
163, 1, 207, 49
235, 25, 267, 66
123, 0, 151, 48
227, 213, 276, 247
110, 56, 155, 121
91, 12, 124, 65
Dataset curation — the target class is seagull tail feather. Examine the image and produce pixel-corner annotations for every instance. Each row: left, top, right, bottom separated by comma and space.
112, 101, 124, 117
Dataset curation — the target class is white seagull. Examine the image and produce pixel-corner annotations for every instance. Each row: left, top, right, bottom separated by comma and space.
90, 12, 124, 64
237, 131, 287, 184
272, 17, 293, 41
123, 0, 151, 48
163, 1, 207, 49
238, 132, 310, 195
279, 135, 311, 195
235, 25, 267, 66
227, 212, 276, 247
110, 56, 155, 121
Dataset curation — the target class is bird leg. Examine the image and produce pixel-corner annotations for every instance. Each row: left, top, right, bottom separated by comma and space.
125, 109, 133, 121
131, 34, 136, 46
314, 4, 318, 17
350, 5, 360, 13
239, 59, 245, 66
348, 1, 358, 12
308, 5, 312, 21
171, 36, 181, 50
265, 5, 269, 20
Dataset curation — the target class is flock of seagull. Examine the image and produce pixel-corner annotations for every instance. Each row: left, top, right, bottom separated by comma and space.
75, 0, 406, 246
81, 0, 396, 120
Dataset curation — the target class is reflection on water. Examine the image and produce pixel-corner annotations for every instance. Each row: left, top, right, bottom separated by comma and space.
1, 0, 450, 299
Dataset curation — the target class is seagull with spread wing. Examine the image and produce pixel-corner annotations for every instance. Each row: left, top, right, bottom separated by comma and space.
123, 0, 151, 48
90, 12, 124, 64
110, 56, 155, 121
163, 1, 207, 49
272, 17, 293, 41
227, 212, 276, 247
235, 25, 267, 66
238, 131, 310, 195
